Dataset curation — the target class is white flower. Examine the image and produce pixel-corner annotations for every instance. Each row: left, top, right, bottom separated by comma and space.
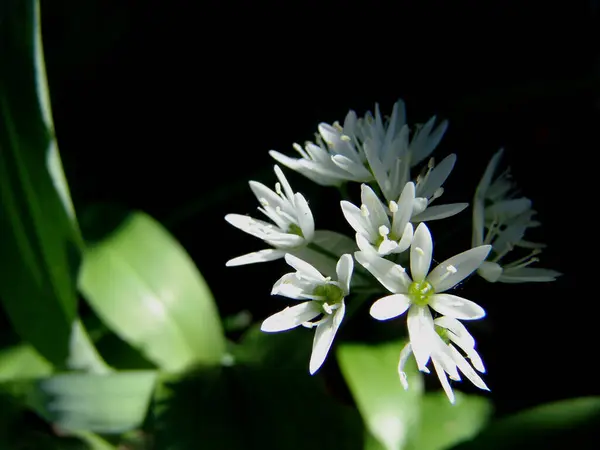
473, 149, 561, 283
341, 182, 415, 256
225, 165, 315, 266
269, 99, 448, 188
261, 254, 353, 374
355, 222, 491, 374
397, 316, 489, 404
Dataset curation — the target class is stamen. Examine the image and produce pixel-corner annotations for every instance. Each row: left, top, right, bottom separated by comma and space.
431, 187, 444, 201
275, 182, 282, 196
379, 225, 390, 237
333, 121, 343, 132
428, 157, 435, 169
361, 204, 370, 217
259, 197, 269, 207
389, 201, 399, 213
414, 246, 425, 256
322, 303, 333, 314
341, 135, 351, 141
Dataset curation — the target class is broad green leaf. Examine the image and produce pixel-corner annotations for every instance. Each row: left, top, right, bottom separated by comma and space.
0, 0, 82, 365
452, 396, 600, 450
0, 343, 53, 381
337, 341, 424, 450
78, 211, 225, 372
36, 370, 158, 433
407, 392, 492, 450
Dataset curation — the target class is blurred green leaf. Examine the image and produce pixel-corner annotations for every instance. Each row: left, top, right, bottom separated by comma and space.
36, 370, 158, 433
0, 344, 53, 382
78, 211, 225, 372
337, 341, 423, 450
451, 397, 600, 450
0, 0, 82, 366
407, 391, 492, 450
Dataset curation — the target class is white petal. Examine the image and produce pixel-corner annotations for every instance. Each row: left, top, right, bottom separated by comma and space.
355, 246, 411, 293
418, 154, 457, 199
486, 198, 532, 220
269, 150, 343, 187
369, 294, 411, 320
284, 254, 326, 282
411, 203, 468, 222
391, 182, 415, 238
341, 201, 375, 239
361, 184, 390, 230
434, 316, 475, 348
336, 254, 354, 294
224, 214, 277, 240
331, 154, 373, 181
432, 358, 456, 404
398, 342, 413, 390
476, 148, 504, 196
449, 345, 489, 391
407, 305, 435, 372
271, 273, 319, 299
429, 294, 486, 320
273, 165, 295, 203
226, 249, 286, 267
261, 302, 321, 332
410, 223, 433, 282
499, 267, 562, 283
477, 261, 503, 282
248, 181, 284, 211
293, 193, 315, 242
309, 302, 345, 374
393, 222, 414, 254
410, 117, 449, 167
428, 245, 492, 292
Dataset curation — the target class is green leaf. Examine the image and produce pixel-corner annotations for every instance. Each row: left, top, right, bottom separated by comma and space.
36, 370, 158, 433
0, 343, 53, 382
78, 211, 225, 372
0, 0, 82, 366
452, 397, 600, 450
407, 391, 493, 450
337, 341, 424, 450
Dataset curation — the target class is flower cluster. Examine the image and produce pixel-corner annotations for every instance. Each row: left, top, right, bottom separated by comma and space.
225, 99, 561, 403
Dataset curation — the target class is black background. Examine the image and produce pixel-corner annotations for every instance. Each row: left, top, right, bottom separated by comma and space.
40, 0, 597, 418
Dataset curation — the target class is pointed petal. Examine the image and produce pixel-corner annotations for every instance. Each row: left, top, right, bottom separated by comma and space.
398, 342, 413, 390
284, 254, 326, 282
391, 182, 415, 238
394, 222, 414, 253
412, 203, 468, 222
341, 200, 376, 239
331, 154, 373, 181
429, 294, 486, 320
419, 154, 457, 199
336, 254, 354, 294
271, 273, 319, 299
449, 345, 489, 391
293, 193, 315, 242
226, 249, 286, 267
261, 302, 321, 332
248, 180, 284, 211
309, 303, 345, 374
477, 261, 503, 282
499, 267, 562, 283
407, 305, 435, 372
274, 165, 295, 203
369, 294, 411, 320
428, 245, 492, 292
434, 316, 475, 348
432, 358, 456, 404
361, 184, 390, 230
411, 223, 433, 282
355, 237, 411, 293
476, 148, 504, 195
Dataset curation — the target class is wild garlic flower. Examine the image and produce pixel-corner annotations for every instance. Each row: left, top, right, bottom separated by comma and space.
225, 165, 314, 266
473, 149, 561, 283
341, 182, 415, 256
398, 316, 488, 404
261, 254, 353, 374
269, 99, 448, 188
355, 222, 491, 374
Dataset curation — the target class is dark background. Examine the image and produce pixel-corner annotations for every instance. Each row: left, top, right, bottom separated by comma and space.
40, 0, 596, 418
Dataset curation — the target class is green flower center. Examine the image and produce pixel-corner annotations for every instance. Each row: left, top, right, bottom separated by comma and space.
408, 280, 434, 306
312, 283, 345, 314
287, 223, 304, 237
